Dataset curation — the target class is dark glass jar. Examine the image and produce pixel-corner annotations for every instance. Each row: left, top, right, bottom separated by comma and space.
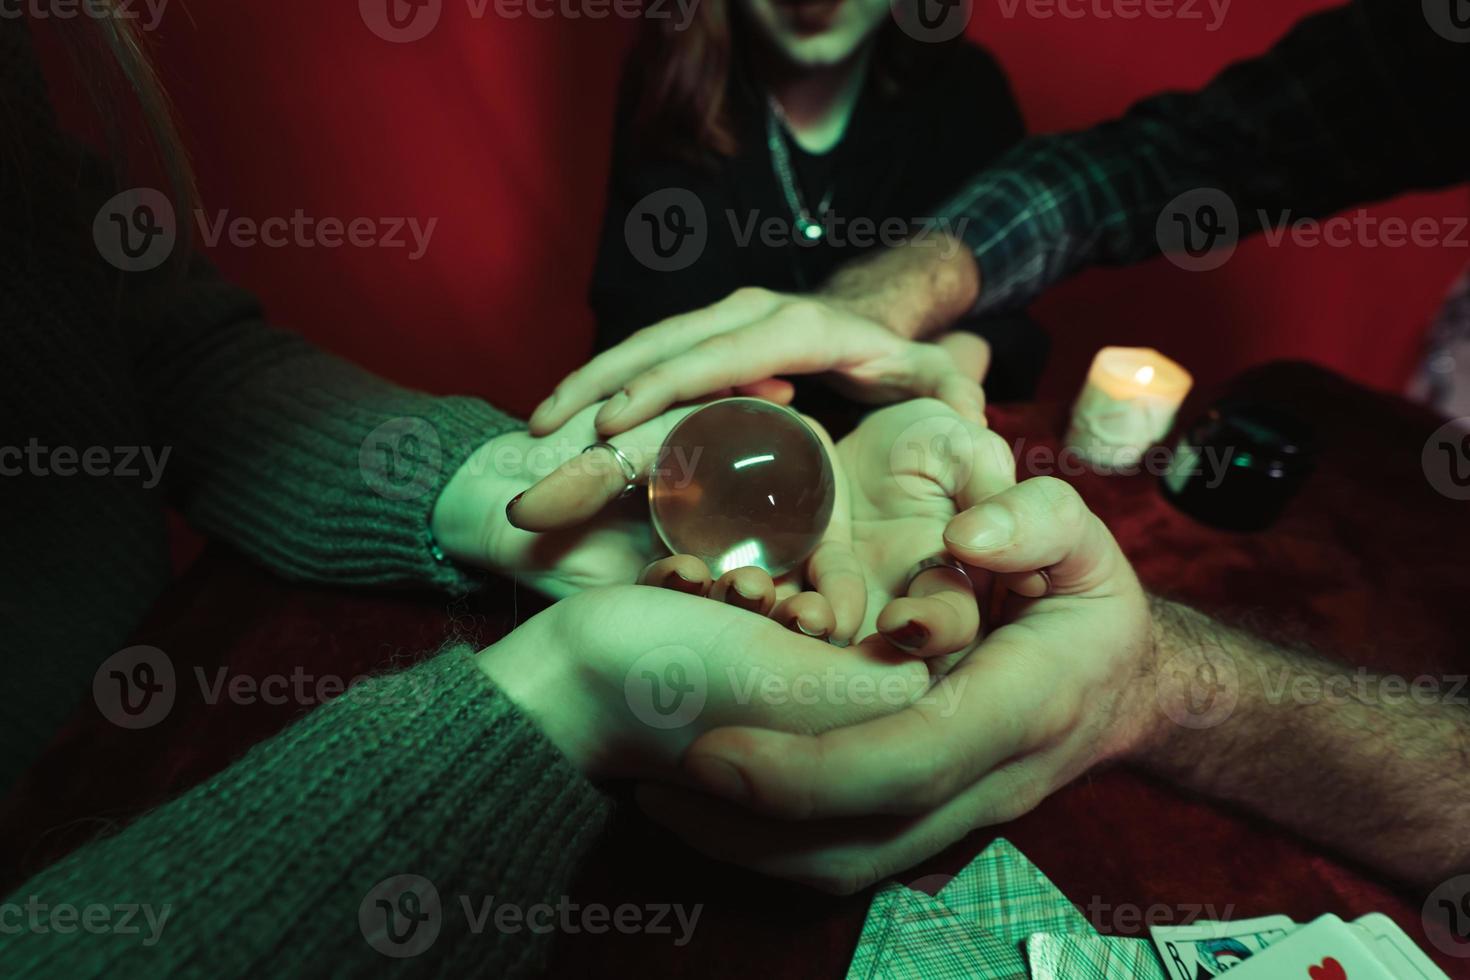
1160, 403, 1315, 531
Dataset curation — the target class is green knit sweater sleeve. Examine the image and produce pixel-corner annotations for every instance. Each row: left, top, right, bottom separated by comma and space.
126, 267, 520, 593
0, 647, 611, 977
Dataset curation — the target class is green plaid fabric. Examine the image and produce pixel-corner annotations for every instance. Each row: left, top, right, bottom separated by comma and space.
846, 839, 1098, 980
938, 0, 1470, 313
1025, 934, 1169, 980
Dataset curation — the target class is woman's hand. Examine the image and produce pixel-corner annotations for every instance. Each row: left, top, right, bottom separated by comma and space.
834, 398, 1015, 658
526, 288, 988, 438
507, 398, 1019, 656
508, 403, 874, 643
475, 585, 932, 779
635, 476, 1158, 894
430, 402, 697, 598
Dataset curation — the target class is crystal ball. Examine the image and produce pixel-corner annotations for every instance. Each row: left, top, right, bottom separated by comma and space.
648, 398, 836, 577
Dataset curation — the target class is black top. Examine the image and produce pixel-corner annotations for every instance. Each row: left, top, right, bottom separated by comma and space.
589, 37, 1048, 403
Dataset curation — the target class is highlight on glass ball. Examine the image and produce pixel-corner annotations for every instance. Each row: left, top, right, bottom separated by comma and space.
648, 398, 835, 578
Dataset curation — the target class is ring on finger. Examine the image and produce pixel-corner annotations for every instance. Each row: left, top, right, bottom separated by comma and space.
904, 553, 975, 594
583, 441, 638, 499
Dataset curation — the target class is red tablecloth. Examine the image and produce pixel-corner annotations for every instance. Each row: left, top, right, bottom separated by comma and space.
3, 362, 1466, 977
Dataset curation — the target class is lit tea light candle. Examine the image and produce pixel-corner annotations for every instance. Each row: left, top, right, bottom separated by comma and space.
1064, 347, 1193, 467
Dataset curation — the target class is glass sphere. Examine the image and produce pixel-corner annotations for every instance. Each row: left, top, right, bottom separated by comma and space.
649, 398, 835, 577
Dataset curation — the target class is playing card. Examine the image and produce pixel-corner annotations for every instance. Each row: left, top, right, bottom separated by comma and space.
1026, 932, 1170, 980
1151, 914, 1296, 979
1350, 913, 1449, 980
848, 883, 906, 979
1223, 914, 1396, 980
936, 838, 1096, 946
846, 880, 1027, 980
845, 840, 1092, 980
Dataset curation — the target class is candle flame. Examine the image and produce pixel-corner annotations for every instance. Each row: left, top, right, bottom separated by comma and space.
1134, 365, 1156, 385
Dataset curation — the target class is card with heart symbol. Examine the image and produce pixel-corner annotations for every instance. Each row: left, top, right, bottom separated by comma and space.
1220, 914, 1396, 980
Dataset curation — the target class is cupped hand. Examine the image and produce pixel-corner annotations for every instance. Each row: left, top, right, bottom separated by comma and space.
509, 398, 1019, 659
635, 555, 841, 642
834, 398, 1015, 659
508, 401, 871, 644
476, 585, 932, 780
635, 476, 1158, 894
525, 288, 987, 439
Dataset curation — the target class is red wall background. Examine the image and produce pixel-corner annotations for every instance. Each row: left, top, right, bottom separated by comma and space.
49, 1, 1470, 412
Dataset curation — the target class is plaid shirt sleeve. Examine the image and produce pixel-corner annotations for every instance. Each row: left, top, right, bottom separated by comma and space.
940, 0, 1470, 313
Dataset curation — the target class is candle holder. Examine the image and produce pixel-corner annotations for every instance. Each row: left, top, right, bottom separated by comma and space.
1065, 347, 1193, 468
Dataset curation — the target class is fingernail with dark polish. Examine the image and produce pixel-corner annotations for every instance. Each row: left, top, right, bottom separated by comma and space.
505, 492, 525, 525
885, 620, 930, 652
729, 587, 766, 614
668, 571, 705, 596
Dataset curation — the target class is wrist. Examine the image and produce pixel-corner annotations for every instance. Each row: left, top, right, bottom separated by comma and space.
821, 237, 980, 339
921, 234, 983, 329
430, 430, 520, 570
1125, 597, 1181, 765
475, 605, 598, 773
1126, 597, 1242, 776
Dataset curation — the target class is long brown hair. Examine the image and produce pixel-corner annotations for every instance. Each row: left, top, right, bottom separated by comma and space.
627, 1, 935, 165
47, 3, 197, 254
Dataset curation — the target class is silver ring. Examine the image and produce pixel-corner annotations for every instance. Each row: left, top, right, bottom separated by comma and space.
905, 554, 974, 593
583, 442, 638, 499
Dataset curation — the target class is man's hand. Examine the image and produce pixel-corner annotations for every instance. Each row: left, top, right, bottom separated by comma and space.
475, 585, 931, 780
635, 476, 1159, 894
528, 284, 987, 439
638, 476, 1470, 893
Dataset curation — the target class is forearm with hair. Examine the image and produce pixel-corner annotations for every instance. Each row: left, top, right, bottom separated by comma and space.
819, 234, 980, 340
1138, 597, 1470, 886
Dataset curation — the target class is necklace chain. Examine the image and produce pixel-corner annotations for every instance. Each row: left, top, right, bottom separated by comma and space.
766, 97, 835, 242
